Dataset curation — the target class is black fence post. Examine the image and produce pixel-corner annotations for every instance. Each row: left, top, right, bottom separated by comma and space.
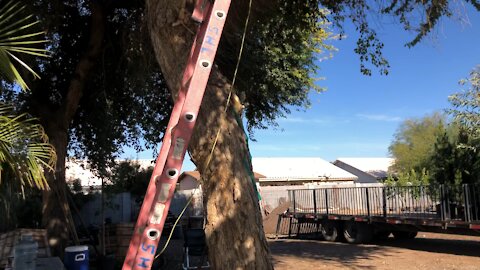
325, 189, 329, 216
275, 214, 282, 239
463, 184, 471, 222
382, 187, 387, 218
366, 188, 371, 218
474, 185, 479, 221
292, 190, 297, 215
288, 216, 293, 238
440, 185, 447, 221
313, 189, 317, 215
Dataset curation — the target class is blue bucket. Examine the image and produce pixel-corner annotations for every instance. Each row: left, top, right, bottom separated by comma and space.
64, 246, 89, 270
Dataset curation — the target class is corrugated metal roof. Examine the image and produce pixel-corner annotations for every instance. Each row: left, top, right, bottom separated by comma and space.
252, 157, 358, 181
334, 158, 395, 178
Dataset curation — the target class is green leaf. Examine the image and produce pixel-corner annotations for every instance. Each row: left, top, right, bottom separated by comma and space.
0, 0, 48, 91
0, 103, 56, 189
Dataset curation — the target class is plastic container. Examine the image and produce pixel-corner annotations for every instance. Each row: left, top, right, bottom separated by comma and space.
64, 246, 89, 270
13, 234, 38, 270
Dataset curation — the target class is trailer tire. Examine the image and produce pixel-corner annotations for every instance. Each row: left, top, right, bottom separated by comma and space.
321, 221, 339, 242
392, 231, 417, 240
343, 221, 373, 244
373, 230, 391, 241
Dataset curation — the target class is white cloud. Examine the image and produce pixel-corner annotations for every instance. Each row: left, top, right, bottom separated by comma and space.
279, 117, 309, 123
279, 116, 350, 124
356, 113, 402, 122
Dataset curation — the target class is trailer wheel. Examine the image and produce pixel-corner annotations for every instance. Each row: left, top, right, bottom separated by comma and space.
373, 230, 391, 241
321, 221, 339, 242
343, 221, 373, 244
392, 231, 417, 240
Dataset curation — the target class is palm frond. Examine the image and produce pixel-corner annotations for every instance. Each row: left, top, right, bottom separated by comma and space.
0, 49, 28, 89
1, 31, 45, 41
0, 0, 49, 90
0, 14, 33, 36
0, 2, 24, 26
0, 21, 40, 39
6, 52, 41, 78
0, 103, 56, 190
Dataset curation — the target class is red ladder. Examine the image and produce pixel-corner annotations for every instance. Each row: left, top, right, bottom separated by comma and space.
122, 1, 232, 269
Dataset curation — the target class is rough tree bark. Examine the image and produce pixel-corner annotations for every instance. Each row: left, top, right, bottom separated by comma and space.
146, 0, 274, 269
38, 2, 107, 256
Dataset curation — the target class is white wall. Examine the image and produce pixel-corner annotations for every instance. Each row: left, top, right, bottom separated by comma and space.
178, 175, 199, 190
74, 192, 133, 226
172, 189, 203, 217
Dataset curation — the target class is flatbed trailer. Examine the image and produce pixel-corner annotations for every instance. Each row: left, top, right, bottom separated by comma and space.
276, 184, 480, 243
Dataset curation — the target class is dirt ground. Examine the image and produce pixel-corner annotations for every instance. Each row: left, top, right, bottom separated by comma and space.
156, 232, 480, 269
268, 232, 480, 270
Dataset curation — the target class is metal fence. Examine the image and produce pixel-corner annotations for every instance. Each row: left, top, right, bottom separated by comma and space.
288, 184, 480, 222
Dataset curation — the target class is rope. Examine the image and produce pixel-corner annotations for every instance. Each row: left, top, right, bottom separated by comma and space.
154, 0, 254, 259
155, 187, 197, 256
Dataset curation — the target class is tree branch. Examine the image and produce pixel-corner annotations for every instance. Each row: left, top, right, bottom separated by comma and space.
60, 1, 106, 126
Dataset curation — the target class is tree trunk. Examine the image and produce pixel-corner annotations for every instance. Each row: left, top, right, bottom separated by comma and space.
41, 115, 72, 257
146, 1, 274, 269
38, 1, 107, 257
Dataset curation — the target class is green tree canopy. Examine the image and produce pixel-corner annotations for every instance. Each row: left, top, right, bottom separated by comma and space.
389, 112, 447, 173
428, 66, 480, 186
390, 66, 480, 186
1, 0, 172, 173
429, 129, 480, 185
105, 160, 153, 197
448, 65, 480, 148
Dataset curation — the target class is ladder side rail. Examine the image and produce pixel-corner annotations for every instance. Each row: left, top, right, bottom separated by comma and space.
121, 59, 195, 269
122, 5, 211, 270
131, 1, 231, 269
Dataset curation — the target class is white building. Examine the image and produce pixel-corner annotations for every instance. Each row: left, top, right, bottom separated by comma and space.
65, 159, 156, 224
252, 157, 358, 213
252, 157, 358, 186
65, 159, 155, 188
174, 171, 266, 217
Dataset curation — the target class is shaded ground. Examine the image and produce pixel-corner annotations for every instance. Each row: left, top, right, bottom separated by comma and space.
152, 232, 480, 269
269, 232, 480, 270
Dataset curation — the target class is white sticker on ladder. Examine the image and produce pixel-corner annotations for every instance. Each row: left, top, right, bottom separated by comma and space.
158, 183, 172, 203
172, 138, 185, 160
149, 183, 172, 224
150, 203, 165, 224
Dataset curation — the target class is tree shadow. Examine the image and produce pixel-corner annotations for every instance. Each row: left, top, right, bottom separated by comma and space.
268, 232, 480, 270
372, 235, 480, 257
268, 238, 387, 269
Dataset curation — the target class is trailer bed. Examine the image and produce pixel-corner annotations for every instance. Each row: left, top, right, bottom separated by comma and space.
277, 184, 480, 239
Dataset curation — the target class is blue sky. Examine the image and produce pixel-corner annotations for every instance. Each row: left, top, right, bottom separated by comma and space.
249, 5, 480, 162
125, 5, 480, 170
